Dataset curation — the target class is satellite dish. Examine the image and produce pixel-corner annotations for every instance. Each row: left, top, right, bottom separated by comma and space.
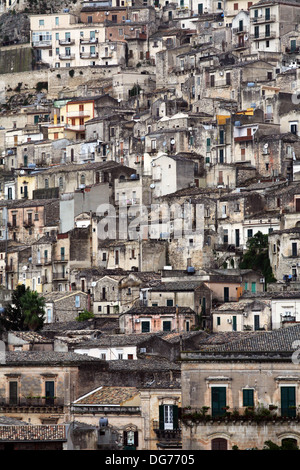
22, 266, 27, 271
20, 170, 25, 175
150, 184, 155, 189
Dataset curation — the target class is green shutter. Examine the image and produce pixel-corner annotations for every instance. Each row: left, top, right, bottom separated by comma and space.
211, 387, 226, 417
173, 405, 179, 429
281, 387, 296, 417
243, 389, 254, 407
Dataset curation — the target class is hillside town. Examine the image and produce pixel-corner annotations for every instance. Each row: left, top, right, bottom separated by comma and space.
0, 0, 300, 452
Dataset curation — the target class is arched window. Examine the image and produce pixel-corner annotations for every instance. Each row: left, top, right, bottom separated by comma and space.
45, 178, 49, 189
80, 174, 85, 185
59, 176, 63, 189
281, 438, 298, 450
211, 438, 228, 450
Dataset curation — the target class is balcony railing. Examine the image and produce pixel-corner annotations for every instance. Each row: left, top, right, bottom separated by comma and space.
59, 53, 75, 60
251, 14, 276, 23
153, 421, 182, 441
53, 272, 68, 280
80, 38, 98, 44
0, 397, 64, 408
234, 135, 253, 142
66, 110, 91, 118
286, 46, 300, 54
59, 39, 75, 45
250, 31, 276, 40
32, 40, 52, 48
80, 52, 99, 59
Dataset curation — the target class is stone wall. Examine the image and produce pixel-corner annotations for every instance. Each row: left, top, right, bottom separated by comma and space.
182, 420, 300, 450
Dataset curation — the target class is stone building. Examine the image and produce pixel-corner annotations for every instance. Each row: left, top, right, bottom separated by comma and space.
180, 324, 300, 450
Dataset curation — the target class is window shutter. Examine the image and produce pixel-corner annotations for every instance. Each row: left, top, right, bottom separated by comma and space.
134, 431, 138, 447
159, 405, 164, 430
173, 405, 179, 429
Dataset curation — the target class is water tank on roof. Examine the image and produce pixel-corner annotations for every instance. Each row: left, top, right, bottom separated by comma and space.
99, 418, 108, 427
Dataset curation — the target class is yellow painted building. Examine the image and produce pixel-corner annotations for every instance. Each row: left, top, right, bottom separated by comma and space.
16, 174, 37, 200
60, 98, 95, 140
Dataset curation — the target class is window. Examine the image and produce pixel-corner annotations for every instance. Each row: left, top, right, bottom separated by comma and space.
75, 295, 80, 308
265, 7, 270, 20
234, 2, 238, 9
123, 430, 138, 448
291, 123, 298, 135
265, 24, 270, 37
39, 19, 45, 26
163, 321, 172, 332
247, 229, 253, 239
59, 177, 63, 189
45, 381, 55, 405
254, 25, 259, 39
9, 381, 18, 405
223, 229, 228, 244
80, 174, 85, 185
101, 353, 106, 360
243, 389, 254, 407
88, 16, 93, 23
141, 321, 150, 333
281, 387, 296, 417
251, 282, 256, 293
210, 75, 215, 87
217, 316, 221, 326
224, 287, 229, 302
166, 299, 173, 307
55, 17, 59, 25
254, 314, 260, 330
292, 242, 298, 257
211, 387, 226, 417
159, 404, 179, 430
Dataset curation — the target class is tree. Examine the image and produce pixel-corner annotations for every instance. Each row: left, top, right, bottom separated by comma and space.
0, 285, 45, 332
239, 231, 276, 287
76, 309, 94, 322
21, 289, 46, 331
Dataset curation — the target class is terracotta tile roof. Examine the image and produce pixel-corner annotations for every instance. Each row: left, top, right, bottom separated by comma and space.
74, 386, 139, 405
0, 425, 66, 442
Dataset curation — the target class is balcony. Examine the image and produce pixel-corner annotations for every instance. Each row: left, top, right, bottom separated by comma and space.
59, 39, 75, 46
251, 14, 276, 23
65, 124, 86, 132
53, 256, 68, 263
80, 37, 98, 45
66, 110, 91, 118
286, 46, 300, 54
153, 421, 182, 447
52, 272, 68, 280
32, 40, 52, 48
59, 53, 75, 60
234, 135, 253, 142
118, 198, 140, 206
80, 52, 99, 59
250, 31, 276, 41
232, 27, 248, 34
0, 397, 64, 413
